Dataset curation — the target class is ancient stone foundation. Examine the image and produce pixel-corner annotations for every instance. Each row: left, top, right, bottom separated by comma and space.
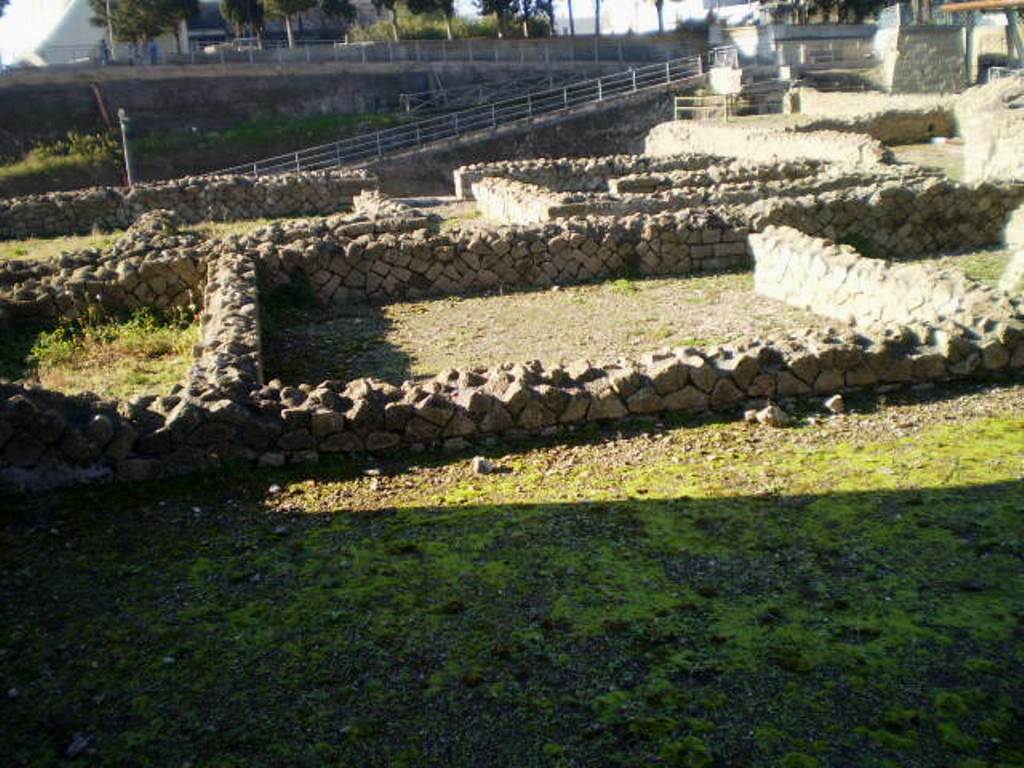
0, 169, 378, 240
3, 109, 1024, 490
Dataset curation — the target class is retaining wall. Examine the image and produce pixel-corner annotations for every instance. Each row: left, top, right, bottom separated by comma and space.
881, 26, 967, 94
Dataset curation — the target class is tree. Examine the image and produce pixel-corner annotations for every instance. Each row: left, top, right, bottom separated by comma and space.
263, 0, 317, 48
407, 0, 455, 40
371, 0, 400, 41
0, 0, 9, 19
220, 0, 265, 44
566, 0, 575, 36
163, 0, 199, 53
321, 0, 357, 25
477, 0, 516, 37
89, 0, 196, 48
593, 0, 600, 36
652, 0, 664, 33
90, 0, 168, 43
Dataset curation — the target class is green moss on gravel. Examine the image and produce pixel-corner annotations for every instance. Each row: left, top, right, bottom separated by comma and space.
1, 408, 1023, 766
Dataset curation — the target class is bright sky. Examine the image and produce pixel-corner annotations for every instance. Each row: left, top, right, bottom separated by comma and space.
0, 0, 709, 63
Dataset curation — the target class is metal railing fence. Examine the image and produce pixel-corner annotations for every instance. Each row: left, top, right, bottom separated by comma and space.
398, 70, 595, 113
209, 55, 706, 178
21, 36, 700, 70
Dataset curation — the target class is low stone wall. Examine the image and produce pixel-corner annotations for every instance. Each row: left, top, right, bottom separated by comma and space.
0, 169, 378, 240
608, 160, 828, 194
752, 225, 1018, 334
747, 178, 1023, 258
352, 189, 428, 222
188, 250, 263, 400
0, 211, 208, 325
467, 170, 1019, 261
453, 154, 726, 200
4, 186, 1024, 490
957, 78, 1024, 184
0, 209, 428, 326
258, 209, 753, 305
1000, 207, 1024, 295
645, 121, 891, 168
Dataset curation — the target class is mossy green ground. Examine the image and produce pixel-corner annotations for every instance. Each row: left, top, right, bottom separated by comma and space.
0, 308, 198, 400
2, 386, 1022, 766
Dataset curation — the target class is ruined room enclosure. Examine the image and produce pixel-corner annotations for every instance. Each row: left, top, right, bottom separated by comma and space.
1, 81, 1023, 489
261, 151, 1020, 389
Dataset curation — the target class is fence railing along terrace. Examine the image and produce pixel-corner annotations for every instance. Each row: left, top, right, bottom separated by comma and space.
20, 36, 698, 70
208, 54, 707, 178
398, 70, 596, 112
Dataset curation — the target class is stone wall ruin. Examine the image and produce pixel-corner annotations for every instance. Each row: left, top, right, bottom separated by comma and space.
2, 99, 1024, 489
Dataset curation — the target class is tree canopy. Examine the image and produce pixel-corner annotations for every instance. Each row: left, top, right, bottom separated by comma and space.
89, 0, 198, 43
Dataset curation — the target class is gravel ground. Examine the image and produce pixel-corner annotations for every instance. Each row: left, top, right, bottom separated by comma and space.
261, 272, 832, 385
266, 379, 1024, 514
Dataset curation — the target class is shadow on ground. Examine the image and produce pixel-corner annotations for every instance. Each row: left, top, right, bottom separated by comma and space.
2, 400, 1022, 766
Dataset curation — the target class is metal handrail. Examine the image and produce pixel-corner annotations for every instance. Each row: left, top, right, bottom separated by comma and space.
21, 36, 697, 69
207, 55, 706, 178
398, 70, 595, 113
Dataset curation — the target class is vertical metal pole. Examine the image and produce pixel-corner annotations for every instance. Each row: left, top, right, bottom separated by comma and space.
964, 12, 975, 86
491, 103, 496, 127
665, 60, 670, 84
335, 143, 341, 167
563, 86, 568, 107
697, 55, 703, 76
118, 108, 136, 187
376, 130, 383, 157
527, 94, 532, 115
252, 162, 258, 177
416, 126, 422, 145
597, 77, 602, 101
454, 113, 459, 135
631, 68, 636, 91
294, 151, 300, 172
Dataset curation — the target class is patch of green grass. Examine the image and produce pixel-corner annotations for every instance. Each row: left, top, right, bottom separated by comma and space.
0, 307, 198, 399
0, 230, 122, 262
609, 277, 639, 295
941, 249, 1012, 289
1, 406, 1023, 765
135, 112, 402, 156
0, 131, 120, 183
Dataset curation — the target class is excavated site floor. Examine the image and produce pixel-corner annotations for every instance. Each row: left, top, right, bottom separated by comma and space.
261, 247, 1008, 388
260, 272, 829, 386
